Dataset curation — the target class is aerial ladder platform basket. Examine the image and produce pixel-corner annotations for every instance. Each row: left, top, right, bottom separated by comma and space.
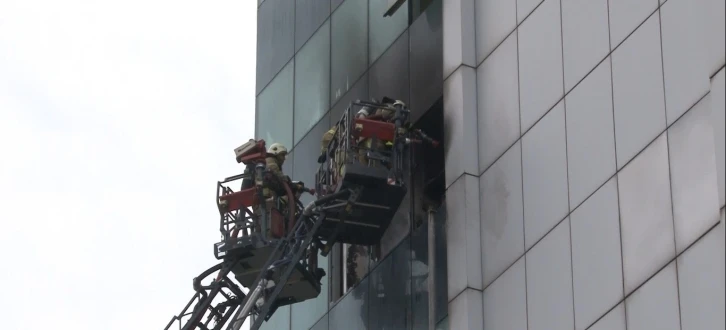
164, 99, 438, 330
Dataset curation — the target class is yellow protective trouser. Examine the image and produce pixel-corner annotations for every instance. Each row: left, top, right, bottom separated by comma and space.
357, 138, 386, 167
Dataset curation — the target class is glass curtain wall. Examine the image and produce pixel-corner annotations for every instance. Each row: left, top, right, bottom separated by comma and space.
254, 0, 445, 329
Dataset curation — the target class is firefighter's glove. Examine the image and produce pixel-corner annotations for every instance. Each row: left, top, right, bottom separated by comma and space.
317, 153, 326, 164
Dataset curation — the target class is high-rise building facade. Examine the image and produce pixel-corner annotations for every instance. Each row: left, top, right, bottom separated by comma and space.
255, 0, 725, 329
254, 0, 447, 329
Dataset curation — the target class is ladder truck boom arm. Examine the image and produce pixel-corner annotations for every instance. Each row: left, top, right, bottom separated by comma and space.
165, 99, 437, 330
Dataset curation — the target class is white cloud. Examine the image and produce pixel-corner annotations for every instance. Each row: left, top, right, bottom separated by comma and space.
0, 0, 257, 328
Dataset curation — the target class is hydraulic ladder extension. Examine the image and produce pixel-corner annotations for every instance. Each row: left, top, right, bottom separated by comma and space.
165, 187, 355, 330
226, 188, 356, 330
163, 261, 247, 330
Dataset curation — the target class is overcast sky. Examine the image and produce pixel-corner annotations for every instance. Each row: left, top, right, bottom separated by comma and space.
0, 1, 256, 329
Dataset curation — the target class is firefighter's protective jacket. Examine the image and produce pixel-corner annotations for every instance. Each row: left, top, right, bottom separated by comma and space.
264, 155, 288, 197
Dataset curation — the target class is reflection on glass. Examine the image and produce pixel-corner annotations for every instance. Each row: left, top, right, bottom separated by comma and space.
256, 0, 295, 94
434, 202, 448, 323
290, 254, 329, 330
292, 113, 330, 205
331, 0, 368, 105
376, 148, 412, 259
329, 277, 369, 330
411, 220, 430, 330
330, 73, 368, 124
369, 0, 409, 64
295, 0, 330, 52
257, 60, 294, 149
368, 237, 412, 329
258, 305, 290, 330
435, 315, 449, 330
294, 20, 331, 145
409, 0, 443, 117
309, 314, 328, 330
344, 244, 370, 291
368, 30, 410, 106
412, 0, 438, 21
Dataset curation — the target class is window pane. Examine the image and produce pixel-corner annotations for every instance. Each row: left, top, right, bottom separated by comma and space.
292, 112, 330, 203
369, 0, 409, 64
290, 254, 330, 330
376, 146, 412, 260
330, 73, 368, 124
290, 113, 331, 330
409, 0, 443, 121
259, 305, 290, 330
412, 0, 438, 20
435, 315, 449, 330
434, 203, 448, 323
329, 277, 369, 330
344, 244, 370, 291
331, 0, 368, 105
368, 30, 410, 104
368, 237, 412, 329
411, 220, 431, 330
294, 20, 331, 145
256, 0, 295, 95
331, 0, 344, 13
310, 314, 328, 330
296, 0, 330, 52
257, 59, 294, 149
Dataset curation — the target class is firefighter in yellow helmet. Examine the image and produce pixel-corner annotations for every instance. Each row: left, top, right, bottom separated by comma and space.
253, 142, 291, 237
357, 97, 406, 167
317, 104, 375, 193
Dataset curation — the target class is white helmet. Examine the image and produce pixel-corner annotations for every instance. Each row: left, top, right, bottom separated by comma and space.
356, 107, 371, 118
267, 143, 288, 155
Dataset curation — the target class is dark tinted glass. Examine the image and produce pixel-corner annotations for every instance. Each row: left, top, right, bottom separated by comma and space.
330, 0, 368, 106
412, 0, 437, 20
257, 59, 294, 148
408, 205, 448, 327
410, 220, 430, 330
290, 254, 329, 330
368, 237, 412, 329
290, 113, 330, 330
329, 243, 343, 303
259, 305, 290, 330
368, 30, 410, 105
294, 20, 331, 145
434, 203, 448, 323
344, 244, 370, 291
329, 277, 369, 330
436, 315, 449, 330
409, 0, 442, 122
310, 314, 329, 330
330, 73, 368, 125
331, 0, 344, 14
256, 0, 295, 95
375, 147, 411, 260
292, 112, 330, 204
295, 0, 331, 52
369, 0, 409, 64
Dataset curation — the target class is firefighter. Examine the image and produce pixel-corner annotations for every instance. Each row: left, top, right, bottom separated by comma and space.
253, 143, 291, 237
318, 104, 375, 163
317, 104, 376, 194
356, 97, 405, 167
